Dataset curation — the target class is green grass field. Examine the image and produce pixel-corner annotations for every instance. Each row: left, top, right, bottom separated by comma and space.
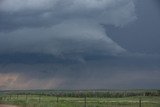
0, 90, 160, 107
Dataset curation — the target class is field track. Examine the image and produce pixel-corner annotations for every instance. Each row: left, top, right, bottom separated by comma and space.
0, 104, 18, 107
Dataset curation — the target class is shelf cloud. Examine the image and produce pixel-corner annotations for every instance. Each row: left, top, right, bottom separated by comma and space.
0, 0, 160, 90
0, 0, 136, 57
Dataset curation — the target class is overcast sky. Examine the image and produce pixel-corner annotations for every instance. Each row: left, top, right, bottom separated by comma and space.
0, 0, 160, 90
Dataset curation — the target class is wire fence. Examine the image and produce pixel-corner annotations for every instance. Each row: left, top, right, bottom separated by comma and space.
0, 94, 160, 107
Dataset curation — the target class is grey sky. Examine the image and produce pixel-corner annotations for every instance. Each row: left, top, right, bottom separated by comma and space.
0, 0, 160, 90
106, 0, 160, 54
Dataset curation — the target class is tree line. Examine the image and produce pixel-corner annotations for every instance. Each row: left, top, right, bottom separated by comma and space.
2, 89, 160, 98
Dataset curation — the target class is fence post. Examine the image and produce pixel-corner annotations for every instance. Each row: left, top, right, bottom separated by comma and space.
10, 95, 12, 100
25, 94, 28, 107
139, 97, 142, 107
0, 96, 2, 102
26, 94, 27, 100
84, 96, 87, 107
26, 94, 28, 102
39, 94, 41, 103
57, 95, 59, 103
3, 96, 6, 101
17, 94, 19, 100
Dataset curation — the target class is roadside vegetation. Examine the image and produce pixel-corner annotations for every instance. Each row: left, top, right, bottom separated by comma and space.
0, 89, 160, 107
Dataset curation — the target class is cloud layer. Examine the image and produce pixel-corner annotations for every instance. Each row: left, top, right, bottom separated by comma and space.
0, 55, 160, 90
2, 0, 159, 90
0, 0, 136, 57
0, 0, 136, 30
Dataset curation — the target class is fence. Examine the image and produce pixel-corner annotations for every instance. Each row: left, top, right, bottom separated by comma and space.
0, 94, 160, 107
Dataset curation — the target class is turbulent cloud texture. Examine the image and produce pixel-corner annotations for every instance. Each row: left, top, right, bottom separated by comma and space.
0, 0, 136, 56
1, 0, 159, 90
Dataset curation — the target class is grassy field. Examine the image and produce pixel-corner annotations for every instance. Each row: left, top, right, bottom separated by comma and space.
0, 90, 160, 107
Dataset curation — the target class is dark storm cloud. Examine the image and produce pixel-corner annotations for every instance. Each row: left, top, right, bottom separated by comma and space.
0, 0, 160, 90
106, 0, 160, 54
0, 11, 55, 32
0, 0, 136, 31
0, 53, 160, 90
0, 0, 136, 58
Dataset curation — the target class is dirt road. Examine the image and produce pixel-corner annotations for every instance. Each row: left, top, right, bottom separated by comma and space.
0, 104, 18, 107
